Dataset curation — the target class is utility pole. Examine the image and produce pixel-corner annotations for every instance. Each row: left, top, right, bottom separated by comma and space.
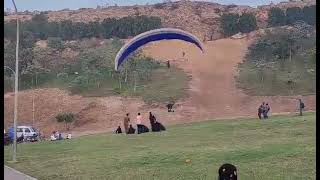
12, 0, 19, 163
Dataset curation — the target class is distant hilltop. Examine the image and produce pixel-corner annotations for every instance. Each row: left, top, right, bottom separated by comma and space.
4, 0, 316, 40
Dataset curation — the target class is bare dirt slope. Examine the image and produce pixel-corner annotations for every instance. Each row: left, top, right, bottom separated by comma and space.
4, 38, 316, 137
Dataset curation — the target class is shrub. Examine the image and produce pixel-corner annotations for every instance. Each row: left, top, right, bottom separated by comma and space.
238, 13, 257, 33
55, 112, 75, 131
268, 7, 286, 27
286, 7, 303, 25
220, 13, 239, 36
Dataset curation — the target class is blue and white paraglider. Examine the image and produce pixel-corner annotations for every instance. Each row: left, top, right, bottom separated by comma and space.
114, 28, 204, 71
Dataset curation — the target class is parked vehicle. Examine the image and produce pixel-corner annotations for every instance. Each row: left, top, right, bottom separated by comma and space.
8, 126, 39, 142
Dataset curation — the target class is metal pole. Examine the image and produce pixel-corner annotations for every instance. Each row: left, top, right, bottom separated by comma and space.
12, 0, 19, 163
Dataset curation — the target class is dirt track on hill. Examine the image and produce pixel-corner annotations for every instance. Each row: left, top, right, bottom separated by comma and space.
4, 38, 316, 137
143, 38, 316, 120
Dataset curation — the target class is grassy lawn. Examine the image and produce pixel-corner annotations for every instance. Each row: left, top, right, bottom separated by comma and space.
4, 113, 315, 180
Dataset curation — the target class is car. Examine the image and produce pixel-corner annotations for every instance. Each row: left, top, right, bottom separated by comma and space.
8, 126, 39, 142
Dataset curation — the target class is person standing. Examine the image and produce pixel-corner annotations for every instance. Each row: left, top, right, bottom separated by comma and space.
299, 99, 305, 116
258, 105, 263, 119
136, 113, 142, 134
123, 113, 130, 134
265, 103, 270, 119
149, 112, 156, 132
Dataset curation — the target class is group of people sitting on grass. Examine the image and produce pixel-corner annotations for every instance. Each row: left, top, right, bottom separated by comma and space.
50, 131, 72, 141
258, 102, 270, 119
115, 112, 166, 134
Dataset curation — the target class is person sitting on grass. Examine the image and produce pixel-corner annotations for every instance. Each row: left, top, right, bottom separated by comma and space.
218, 163, 237, 180
66, 133, 72, 139
51, 132, 57, 141
115, 126, 122, 134
127, 124, 136, 134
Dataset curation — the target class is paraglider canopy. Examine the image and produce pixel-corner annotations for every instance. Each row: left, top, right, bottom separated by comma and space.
114, 28, 204, 71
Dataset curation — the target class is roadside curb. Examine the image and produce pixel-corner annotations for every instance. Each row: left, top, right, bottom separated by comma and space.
4, 165, 37, 180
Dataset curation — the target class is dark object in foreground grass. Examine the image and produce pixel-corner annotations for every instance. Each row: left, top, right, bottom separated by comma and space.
138, 125, 149, 134
218, 163, 237, 180
115, 126, 122, 134
127, 125, 136, 134
166, 103, 174, 112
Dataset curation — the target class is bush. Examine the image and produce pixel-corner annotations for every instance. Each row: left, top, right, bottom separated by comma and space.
47, 37, 64, 50
286, 7, 303, 25
238, 13, 257, 33
302, 5, 316, 26
220, 13, 239, 36
268, 7, 286, 27
55, 112, 75, 131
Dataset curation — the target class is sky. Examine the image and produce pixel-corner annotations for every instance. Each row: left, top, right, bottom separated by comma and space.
4, 0, 288, 12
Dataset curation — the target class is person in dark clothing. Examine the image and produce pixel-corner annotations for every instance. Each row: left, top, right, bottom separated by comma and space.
261, 102, 266, 119
258, 105, 263, 119
152, 114, 166, 132
4, 133, 11, 146
17, 135, 24, 143
115, 126, 122, 134
166, 103, 174, 112
149, 112, 156, 132
127, 124, 136, 134
299, 99, 305, 116
157, 122, 166, 131
139, 125, 149, 134
264, 103, 270, 119
167, 60, 170, 68
218, 163, 237, 180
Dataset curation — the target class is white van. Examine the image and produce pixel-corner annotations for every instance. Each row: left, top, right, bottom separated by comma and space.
17, 126, 38, 138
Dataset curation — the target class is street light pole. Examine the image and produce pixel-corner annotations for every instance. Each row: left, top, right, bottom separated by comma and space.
12, 0, 19, 163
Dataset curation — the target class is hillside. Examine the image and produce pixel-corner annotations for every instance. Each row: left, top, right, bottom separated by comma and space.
4, 36, 316, 137
4, 0, 316, 41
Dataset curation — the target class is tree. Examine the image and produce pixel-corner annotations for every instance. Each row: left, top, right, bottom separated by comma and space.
220, 13, 239, 36
59, 20, 74, 40
29, 13, 49, 39
286, 7, 303, 25
238, 13, 257, 33
268, 7, 286, 27
20, 31, 36, 49
302, 5, 316, 26
55, 112, 75, 131
4, 21, 17, 40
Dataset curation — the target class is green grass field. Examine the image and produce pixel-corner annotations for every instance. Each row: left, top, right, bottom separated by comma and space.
4, 113, 315, 180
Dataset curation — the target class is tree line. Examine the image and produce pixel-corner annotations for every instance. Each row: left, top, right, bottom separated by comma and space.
220, 5, 315, 37
4, 13, 162, 41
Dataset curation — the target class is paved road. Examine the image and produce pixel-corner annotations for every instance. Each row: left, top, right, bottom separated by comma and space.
4, 166, 37, 180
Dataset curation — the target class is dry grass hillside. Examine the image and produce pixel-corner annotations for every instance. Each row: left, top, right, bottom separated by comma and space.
4, 0, 316, 41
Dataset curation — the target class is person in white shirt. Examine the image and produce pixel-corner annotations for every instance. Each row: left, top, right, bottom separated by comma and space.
66, 133, 72, 139
136, 113, 142, 134
51, 132, 57, 141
